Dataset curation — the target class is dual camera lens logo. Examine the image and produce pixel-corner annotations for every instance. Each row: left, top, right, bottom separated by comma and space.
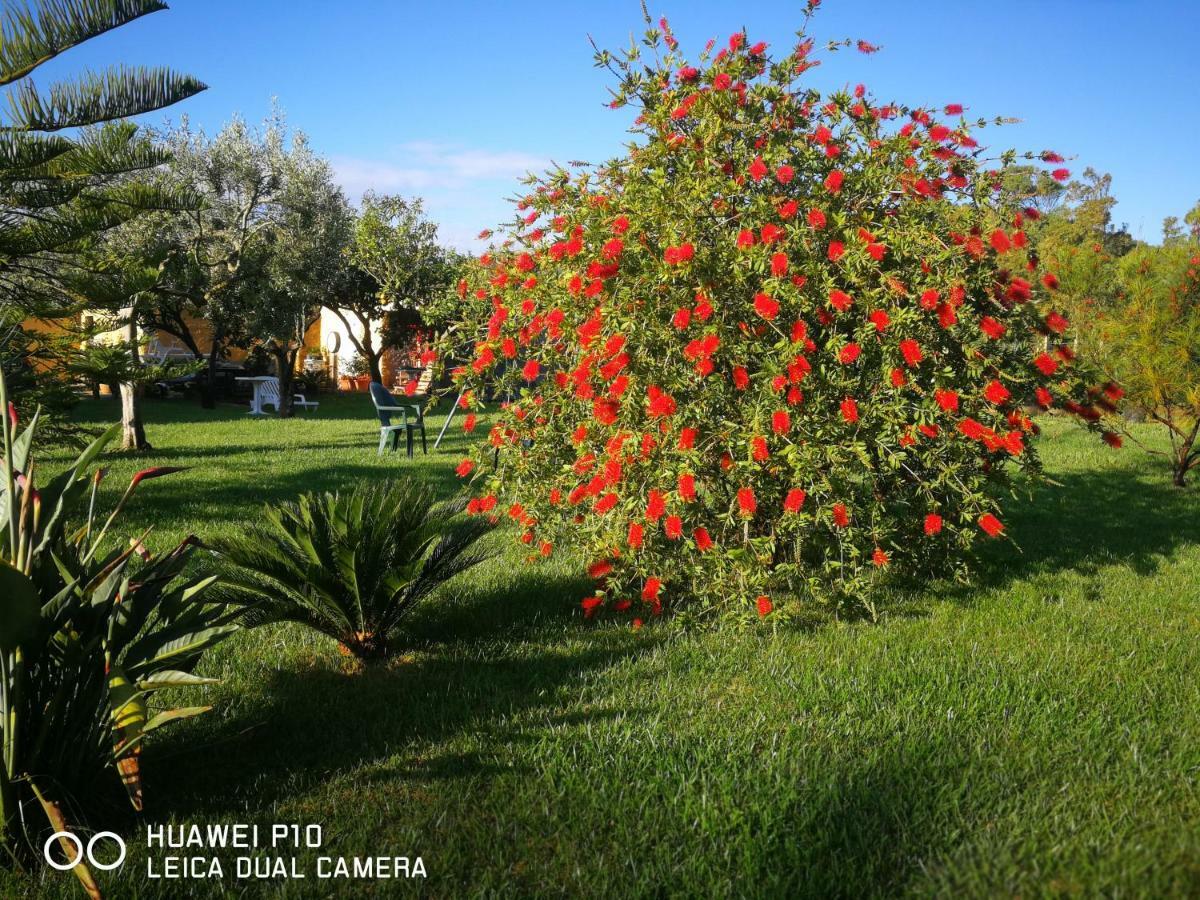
43, 831, 126, 872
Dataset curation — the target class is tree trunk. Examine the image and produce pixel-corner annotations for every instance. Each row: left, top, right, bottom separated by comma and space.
119, 316, 150, 451
120, 381, 149, 450
201, 340, 221, 410
274, 347, 296, 419
330, 307, 384, 384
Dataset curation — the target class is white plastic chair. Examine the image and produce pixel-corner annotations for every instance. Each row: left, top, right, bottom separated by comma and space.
260, 377, 319, 413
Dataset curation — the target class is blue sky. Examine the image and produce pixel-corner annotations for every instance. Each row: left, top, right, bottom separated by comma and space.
48, 0, 1200, 250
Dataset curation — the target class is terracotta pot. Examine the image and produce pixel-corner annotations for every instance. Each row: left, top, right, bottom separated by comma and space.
338, 376, 353, 391
354, 375, 372, 391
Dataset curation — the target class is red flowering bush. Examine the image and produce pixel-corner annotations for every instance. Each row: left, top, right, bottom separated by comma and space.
440, 6, 1118, 619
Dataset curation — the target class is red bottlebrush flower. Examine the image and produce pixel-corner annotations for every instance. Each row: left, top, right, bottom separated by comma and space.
588, 560, 614, 580
1033, 353, 1058, 376
978, 513, 1004, 537
923, 513, 943, 536
1051, 168, 1070, 182
628, 521, 645, 548
890, 368, 906, 388
672, 307, 692, 330
663, 243, 695, 265
595, 492, 618, 514
856, 39, 879, 53
944, 103, 964, 115
832, 503, 850, 527
1035, 387, 1054, 408
646, 489, 667, 521
980, 316, 1006, 340
754, 292, 780, 320
1102, 431, 1123, 449
935, 389, 959, 413
840, 397, 859, 423
868, 309, 890, 332
694, 527, 714, 552
824, 170, 844, 194
678, 472, 696, 501
751, 435, 769, 461
522, 359, 541, 381
679, 427, 698, 450
593, 399, 619, 425
899, 338, 923, 367
736, 228, 756, 249
1042, 272, 1059, 290
783, 488, 806, 513
958, 418, 988, 441
1045, 311, 1069, 334
776, 164, 795, 184
983, 380, 1011, 405
919, 289, 940, 310
748, 155, 768, 181
646, 385, 677, 418
602, 238, 624, 260
642, 577, 662, 601
989, 229, 1011, 253
770, 252, 789, 276
866, 242, 886, 261
129, 466, 186, 489
828, 241, 845, 262
540, 541, 553, 557
829, 289, 853, 312
612, 215, 630, 234
756, 595, 773, 617
664, 515, 683, 539
581, 597, 604, 618
737, 487, 757, 517
772, 409, 791, 434
872, 547, 889, 567
455, 459, 475, 478
760, 223, 784, 244
807, 208, 827, 229
779, 199, 799, 219
839, 343, 862, 364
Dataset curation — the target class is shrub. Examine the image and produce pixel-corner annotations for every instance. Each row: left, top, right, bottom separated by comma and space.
438, 9, 1118, 619
0, 372, 237, 888
210, 479, 494, 660
1098, 243, 1200, 486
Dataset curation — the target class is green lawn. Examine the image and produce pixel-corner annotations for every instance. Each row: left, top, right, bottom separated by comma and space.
11, 394, 1200, 898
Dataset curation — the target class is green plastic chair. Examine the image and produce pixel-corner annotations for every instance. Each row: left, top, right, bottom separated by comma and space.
369, 381, 426, 457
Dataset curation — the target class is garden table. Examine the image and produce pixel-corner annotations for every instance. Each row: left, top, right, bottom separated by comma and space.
235, 376, 275, 415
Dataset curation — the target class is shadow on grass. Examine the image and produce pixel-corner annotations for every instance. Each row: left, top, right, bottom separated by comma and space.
761, 742, 971, 896
145, 570, 656, 817
974, 465, 1200, 588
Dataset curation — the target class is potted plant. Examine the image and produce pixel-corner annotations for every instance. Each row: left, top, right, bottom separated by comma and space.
342, 354, 370, 391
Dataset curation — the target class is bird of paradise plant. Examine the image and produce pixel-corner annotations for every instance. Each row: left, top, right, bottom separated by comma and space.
0, 370, 238, 896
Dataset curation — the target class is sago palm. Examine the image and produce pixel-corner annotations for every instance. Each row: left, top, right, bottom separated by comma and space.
210, 479, 494, 660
